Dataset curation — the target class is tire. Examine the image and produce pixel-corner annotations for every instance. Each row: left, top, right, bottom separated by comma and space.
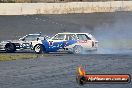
73, 45, 83, 54
67, 52, 73, 54
34, 44, 44, 54
5, 43, 16, 53
76, 76, 85, 85
79, 76, 86, 85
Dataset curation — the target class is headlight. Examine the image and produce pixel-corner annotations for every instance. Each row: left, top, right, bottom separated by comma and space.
0, 41, 8, 45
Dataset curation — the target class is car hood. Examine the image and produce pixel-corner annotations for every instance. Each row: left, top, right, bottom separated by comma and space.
0, 40, 21, 44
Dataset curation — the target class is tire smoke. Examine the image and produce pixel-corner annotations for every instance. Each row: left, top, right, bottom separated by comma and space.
80, 16, 132, 54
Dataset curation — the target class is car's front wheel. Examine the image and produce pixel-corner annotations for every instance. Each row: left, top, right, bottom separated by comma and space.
73, 45, 83, 54
5, 43, 16, 53
34, 44, 44, 54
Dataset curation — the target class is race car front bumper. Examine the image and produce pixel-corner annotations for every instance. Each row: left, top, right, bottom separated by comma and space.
0, 43, 6, 50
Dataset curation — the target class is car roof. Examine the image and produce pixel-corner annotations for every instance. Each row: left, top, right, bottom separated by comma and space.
57, 32, 89, 35
28, 33, 41, 36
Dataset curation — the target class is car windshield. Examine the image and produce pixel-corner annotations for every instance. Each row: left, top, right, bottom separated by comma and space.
52, 34, 65, 40
23, 35, 40, 41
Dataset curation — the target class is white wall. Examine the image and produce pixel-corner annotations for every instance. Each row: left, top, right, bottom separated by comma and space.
0, 1, 132, 15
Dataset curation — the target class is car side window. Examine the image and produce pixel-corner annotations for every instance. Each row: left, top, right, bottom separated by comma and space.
24, 35, 40, 41
77, 34, 91, 40
65, 34, 77, 40
52, 34, 65, 40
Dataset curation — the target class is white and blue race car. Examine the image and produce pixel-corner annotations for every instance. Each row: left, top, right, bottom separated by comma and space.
32, 33, 98, 54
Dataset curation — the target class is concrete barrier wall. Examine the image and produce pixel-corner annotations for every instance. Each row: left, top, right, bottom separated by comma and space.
0, 1, 132, 15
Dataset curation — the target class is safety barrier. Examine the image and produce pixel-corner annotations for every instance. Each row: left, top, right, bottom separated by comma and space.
0, 1, 132, 15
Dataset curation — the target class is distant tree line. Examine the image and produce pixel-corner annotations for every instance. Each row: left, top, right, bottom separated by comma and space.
0, 0, 128, 3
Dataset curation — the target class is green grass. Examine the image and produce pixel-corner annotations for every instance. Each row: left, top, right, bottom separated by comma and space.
0, 54, 39, 61
0, 52, 67, 61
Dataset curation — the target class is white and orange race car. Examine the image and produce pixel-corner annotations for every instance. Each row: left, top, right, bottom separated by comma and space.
33, 33, 98, 54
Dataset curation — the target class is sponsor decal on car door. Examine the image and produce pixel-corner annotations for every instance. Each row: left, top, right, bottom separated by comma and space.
47, 34, 65, 52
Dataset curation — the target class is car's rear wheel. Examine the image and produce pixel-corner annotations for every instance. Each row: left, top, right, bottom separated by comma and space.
73, 45, 83, 54
34, 44, 45, 54
5, 43, 16, 53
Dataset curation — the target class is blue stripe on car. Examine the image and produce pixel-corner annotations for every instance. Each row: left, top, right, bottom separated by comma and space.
41, 40, 77, 52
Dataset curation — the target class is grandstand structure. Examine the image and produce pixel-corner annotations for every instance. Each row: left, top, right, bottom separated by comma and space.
0, 0, 127, 3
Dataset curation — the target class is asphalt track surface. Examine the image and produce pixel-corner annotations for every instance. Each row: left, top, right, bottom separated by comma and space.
0, 12, 132, 88
1, 11, 132, 54
0, 53, 132, 88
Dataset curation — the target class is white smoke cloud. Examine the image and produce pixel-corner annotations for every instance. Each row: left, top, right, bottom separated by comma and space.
80, 17, 132, 54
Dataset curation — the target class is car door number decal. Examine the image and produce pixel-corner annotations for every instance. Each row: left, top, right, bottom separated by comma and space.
49, 41, 53, 46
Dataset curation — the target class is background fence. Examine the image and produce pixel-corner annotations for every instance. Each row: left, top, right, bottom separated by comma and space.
0, 0, 130, 3
0, 1, 132, 15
